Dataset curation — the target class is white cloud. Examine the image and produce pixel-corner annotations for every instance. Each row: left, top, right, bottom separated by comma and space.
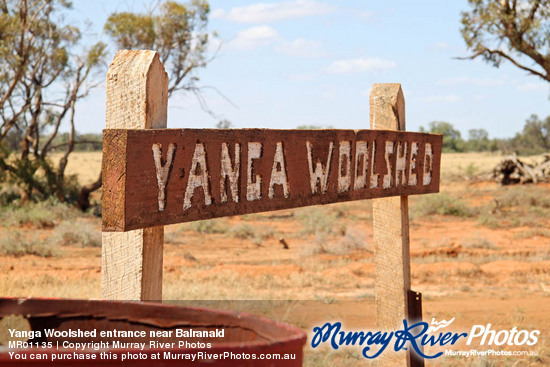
356, 10, 373, 18
212, 0, 336, 23
516, 82, 547, 92
418, 95, 460, 103
470, 77, 506, 86
437, 76, 505, 87
210, 8, 226, 19
228, 26, 279, 50
323, 57, 396, 74
287, 72, 317, 82
434, 41, 449, 50
437, 76, 470, 85
321, 85, 339, 100
276, 38, 325, 58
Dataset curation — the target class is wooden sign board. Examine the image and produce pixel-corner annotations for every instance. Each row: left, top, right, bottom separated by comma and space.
102, 128, 442, 232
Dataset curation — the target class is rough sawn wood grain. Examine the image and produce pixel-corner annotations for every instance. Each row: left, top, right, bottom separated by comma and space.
101, 50, 167, 301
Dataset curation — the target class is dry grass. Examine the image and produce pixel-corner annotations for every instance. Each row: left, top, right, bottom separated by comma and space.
410, 193, 477, 218
299, 228, 370, 257
295, 207, 347, 236
514, 228, 550, 239
49, 151, 102, 185
441, 152, 503, 180
0, 272, 100, 299
460, 236, 495, 249
58, 151, 548, 186
0, 231, 59, 257
229, 223, 277, 246
478, 185, 550, 229
440, 152, 547, 183
50, 220, 101, 247
183, 218, 229, 234
0, 200, 76, 228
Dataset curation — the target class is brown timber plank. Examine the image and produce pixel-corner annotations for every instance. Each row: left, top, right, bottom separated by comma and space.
102, 128, 441, 232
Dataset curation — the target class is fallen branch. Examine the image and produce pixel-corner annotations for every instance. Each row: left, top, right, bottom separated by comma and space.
493, 153, 550, 185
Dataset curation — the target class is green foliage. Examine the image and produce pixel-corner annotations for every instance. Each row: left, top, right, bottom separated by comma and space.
105, 0, 212, 96
295, 207, 346, 236
0, 231, 59, 257
498, 185, 550, 209
458, 0, 550, 152
420, 121, 465, 152
419, 116, 550, 154
104, 13, 156, 49
466, 128, 491, 152
228, 223, 276, 246
230, 224, 256, 240
479, 186, 550, 228
296, 124, 334, 130
1, 156, 80, 203
50, 220, 101, 247
461, 236, 495, 249
188, 219, 228, 234
514, 228, 550, 239
460, 0, 550, 83
42, 132, 102, 152
216, 119, 233, 129
303, 228, 368, 257
0, 184, 20, 206
0, 0, 107, 204
469, 128, 489, 142
0, 130, 22, 152
509, 114, 550, 155
412, 193, 477, 218
0, 199, 75, 228
463, 163, 479, 178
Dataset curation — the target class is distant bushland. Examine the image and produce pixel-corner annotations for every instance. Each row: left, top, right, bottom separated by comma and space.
420, 114, 550, 155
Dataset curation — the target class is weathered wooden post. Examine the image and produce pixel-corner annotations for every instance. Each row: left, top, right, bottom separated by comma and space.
101, 50, 168, 300
370, 84, 421, 367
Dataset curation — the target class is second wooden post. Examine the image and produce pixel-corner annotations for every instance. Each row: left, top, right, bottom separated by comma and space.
370, 83, 413, 366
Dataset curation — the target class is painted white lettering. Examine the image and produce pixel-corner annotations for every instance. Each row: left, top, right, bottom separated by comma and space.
152, 143, 176, 211
268, 142, 290, 199
408, 142, 418, 186
383, 141, 394, 189
354, 141, 368, 191
395, 141, 407, 186
247, 142, 262, 201
306, 141, 334, 194
220, 143, 240, 203
370, 141, 379, 188
183, 143, 212, 210
338, 141, 351, 193
423, 143, 433, 185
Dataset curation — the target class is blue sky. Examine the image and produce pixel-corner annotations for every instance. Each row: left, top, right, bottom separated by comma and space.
72, 0, 549, 139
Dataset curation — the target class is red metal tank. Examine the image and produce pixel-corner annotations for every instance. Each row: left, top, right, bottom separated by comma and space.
0, 298, 306, 366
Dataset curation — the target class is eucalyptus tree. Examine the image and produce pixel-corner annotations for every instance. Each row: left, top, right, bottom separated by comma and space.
460, 0, 550, 82
0, 0, 106, 202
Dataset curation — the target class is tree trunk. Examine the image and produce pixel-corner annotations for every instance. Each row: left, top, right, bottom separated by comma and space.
78, 170, 102, 211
